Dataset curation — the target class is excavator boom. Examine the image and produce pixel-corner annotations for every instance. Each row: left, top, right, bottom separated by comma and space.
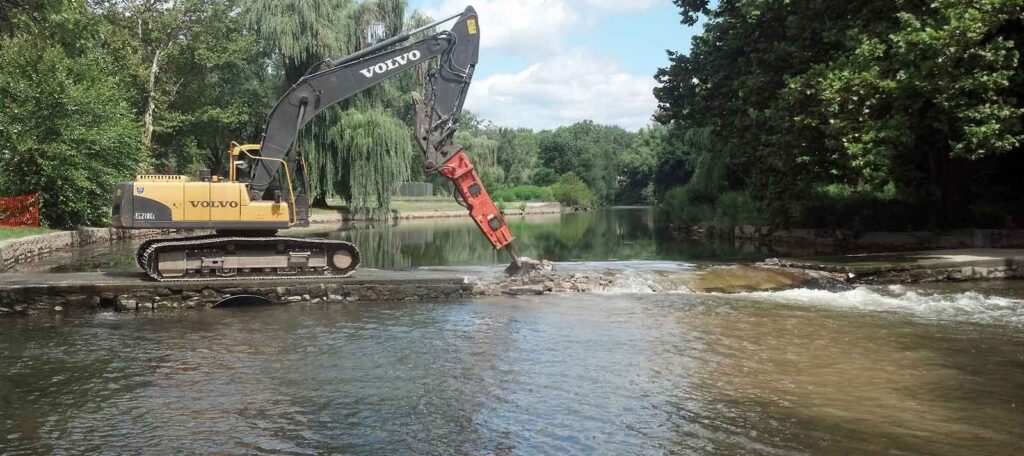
249, 8, 480, 199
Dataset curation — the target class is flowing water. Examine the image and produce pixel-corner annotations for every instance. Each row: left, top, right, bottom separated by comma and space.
2, 208, 1023, 454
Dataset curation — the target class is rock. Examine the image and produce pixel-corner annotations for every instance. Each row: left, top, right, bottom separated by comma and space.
504, 285, 547, 296
505, 257, 554, 276
53, 306, 63, 312
115, 299, 137, 312
283, 296, 303, 302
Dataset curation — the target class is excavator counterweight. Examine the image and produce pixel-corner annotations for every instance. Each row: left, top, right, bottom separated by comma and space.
111, 6, 520, 281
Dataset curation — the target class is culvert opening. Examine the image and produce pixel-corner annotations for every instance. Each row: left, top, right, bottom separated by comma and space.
213, 295, 276, 308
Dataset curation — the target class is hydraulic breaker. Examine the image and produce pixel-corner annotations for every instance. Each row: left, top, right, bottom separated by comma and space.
436, 150, 520, 267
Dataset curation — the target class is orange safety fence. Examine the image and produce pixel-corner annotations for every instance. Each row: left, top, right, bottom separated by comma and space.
0, 194, 40, 227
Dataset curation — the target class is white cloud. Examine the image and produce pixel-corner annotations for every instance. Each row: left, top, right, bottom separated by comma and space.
421, 0, 579, 54
467, 50, 657, 130
581, 0, 661, 13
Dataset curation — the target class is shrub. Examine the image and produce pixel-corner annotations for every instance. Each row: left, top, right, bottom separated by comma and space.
531, 167, 558, 187
660, 185, 715, 226
491, 185, 553, 202
714, 191, 764, 226
549, 172, 595, 208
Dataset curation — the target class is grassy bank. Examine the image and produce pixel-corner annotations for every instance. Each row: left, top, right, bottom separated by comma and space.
0, 227, 55, 241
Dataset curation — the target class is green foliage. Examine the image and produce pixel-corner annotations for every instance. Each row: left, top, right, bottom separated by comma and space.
537, 121, 633, 204
492, 185, 553, 202
655, 0, 1024, 228
531, 167, 558, 187
456, 129, 505, 188
660, 185, 714, 227
329, 109, 413, 216
549, 172, 595, 208
616, 124, 664, 204
0, 36, 144, 228
249, 0, 428, 211
713, 191, 764, 227
495, 127, 539, 185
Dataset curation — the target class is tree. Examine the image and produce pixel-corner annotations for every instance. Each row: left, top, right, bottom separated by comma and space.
550, 172, 595, 208
616, 124, 663, 204
655, 0, 1024, 228
495, 127, 539, 186
246, 0, 434, 214
0, 36, 144, 228
537, 121, 635, 204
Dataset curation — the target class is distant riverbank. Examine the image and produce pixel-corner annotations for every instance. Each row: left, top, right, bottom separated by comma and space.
310, 200, 561, 223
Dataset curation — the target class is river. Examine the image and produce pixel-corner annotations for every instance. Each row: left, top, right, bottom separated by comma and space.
2, 208, 1023, 454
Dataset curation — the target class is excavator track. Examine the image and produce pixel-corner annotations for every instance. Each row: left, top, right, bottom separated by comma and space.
138, 236, 361, 282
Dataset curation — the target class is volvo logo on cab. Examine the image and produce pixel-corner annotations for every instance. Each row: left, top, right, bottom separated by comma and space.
190, 201, 240, 208
359, 50, 421, 78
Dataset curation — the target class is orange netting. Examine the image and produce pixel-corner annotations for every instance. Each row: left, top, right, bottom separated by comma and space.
0, 194, 40, 227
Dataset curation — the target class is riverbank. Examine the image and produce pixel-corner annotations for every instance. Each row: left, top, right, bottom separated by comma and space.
764, 249, 1024, 283
309, 201, 561, 223
721, 226, 1024, 254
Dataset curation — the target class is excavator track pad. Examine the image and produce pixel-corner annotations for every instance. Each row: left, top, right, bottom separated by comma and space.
138, 234, 361, 282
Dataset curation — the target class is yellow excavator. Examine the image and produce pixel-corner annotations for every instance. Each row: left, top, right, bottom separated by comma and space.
112, 6, 519, 281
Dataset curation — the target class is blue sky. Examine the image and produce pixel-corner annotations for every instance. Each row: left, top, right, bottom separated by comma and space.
410, 0, 701, 131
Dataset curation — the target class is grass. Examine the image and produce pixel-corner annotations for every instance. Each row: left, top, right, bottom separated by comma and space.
0, 226, 55, 241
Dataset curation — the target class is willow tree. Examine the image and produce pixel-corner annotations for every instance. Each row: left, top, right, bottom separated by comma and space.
455, 130, 504, 187
246, 0, 428, 213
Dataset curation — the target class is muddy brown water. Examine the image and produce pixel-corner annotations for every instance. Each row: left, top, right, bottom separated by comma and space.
2, 208, 1023, 454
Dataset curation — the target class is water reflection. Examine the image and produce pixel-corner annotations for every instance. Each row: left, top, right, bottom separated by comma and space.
330, 207, 758, 269
6, 208, 760, 273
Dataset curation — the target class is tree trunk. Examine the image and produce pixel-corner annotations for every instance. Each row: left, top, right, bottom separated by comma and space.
141, 47, 162, 150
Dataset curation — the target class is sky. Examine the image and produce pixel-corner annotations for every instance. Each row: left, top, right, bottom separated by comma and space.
410, 0, 702, 131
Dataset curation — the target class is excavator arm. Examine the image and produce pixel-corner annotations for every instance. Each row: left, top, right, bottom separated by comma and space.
250, 7, 478, 197
248, 5, 519, 265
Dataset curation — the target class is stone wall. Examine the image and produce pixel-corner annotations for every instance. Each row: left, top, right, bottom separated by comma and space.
733, 226, 1024, 252
0, 228, 196, 271
0, 280, 475, 316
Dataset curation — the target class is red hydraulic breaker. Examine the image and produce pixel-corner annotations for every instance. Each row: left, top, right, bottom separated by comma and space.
436, 150, 520, 267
